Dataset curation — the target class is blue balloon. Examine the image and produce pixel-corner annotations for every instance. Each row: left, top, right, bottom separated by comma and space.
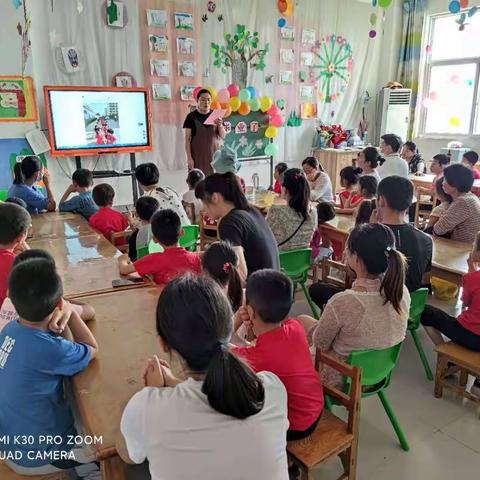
449, 1, 460, 14
247, 86, 257, 98
278, 18, 286, 28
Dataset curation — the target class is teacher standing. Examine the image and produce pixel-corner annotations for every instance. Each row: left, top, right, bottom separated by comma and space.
183, 89, 226, 175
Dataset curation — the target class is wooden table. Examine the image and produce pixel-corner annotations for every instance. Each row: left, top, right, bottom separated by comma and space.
72, 287, 165, 475
409, 173, 480, 195
30, 211, 95, 240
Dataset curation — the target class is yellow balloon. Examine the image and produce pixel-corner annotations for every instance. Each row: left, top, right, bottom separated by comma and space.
206, 86, 217, 101
230, 96, 241, 111
265, 126, 278, 138
260, 96, 273, 112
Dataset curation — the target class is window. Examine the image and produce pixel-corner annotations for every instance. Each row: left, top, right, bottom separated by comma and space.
420, 12, 480, 136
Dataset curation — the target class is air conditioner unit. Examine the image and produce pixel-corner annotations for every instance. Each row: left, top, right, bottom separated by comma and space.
375, 88, 412, 144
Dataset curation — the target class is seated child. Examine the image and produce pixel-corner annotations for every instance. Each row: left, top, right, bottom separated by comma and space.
211, 145, 246, 192
182, 168, 205, 224
336, 166, 363, 213
0, 249, 95, 332
59, 168, 98, 219
310, 201, 341, 261
273, 162, 288, 194
355, 199, 375, 227
462, 150, 480, 180
424, 177, 453, 234
118, 209, 202, 285
358, 175, 378, 200
0, 203, 31, 307
0, 258, 98, 476
127, 196, 159, 262
89, 183, 128, 242
233, 269, 324, 440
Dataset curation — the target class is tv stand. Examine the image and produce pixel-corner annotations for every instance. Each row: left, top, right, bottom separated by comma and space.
75, 152, 139, 204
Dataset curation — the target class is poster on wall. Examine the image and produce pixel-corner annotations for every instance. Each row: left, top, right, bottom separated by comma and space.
302, 28, 316, 44
152, 84, 172, 100
180, 85, 196, 101
279, 70, 293, 85
280, 26, 294, 41
0, 76, 37, 122
177, 37, 195, 55
178, 61, 196, 77
146, 9, 167, 27
151, 60, 169, 77
174, 12, 194, 30
149, 34, 168, 52
280, 48, 295, 64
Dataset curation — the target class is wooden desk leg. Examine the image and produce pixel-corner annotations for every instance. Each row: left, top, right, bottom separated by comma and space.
434, 354, 448, 399
101, 455, 128, 480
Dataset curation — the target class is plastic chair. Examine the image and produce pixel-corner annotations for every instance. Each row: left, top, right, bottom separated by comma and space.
179, 224, 200, 252
408, 288, 433, 381
136, 245, 149, 260
279, 248, 319, 318
0, 190, 7, 202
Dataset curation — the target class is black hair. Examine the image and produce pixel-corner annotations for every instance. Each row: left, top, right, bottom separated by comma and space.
443, 164, 474, 193
359, 175, 378, 199
434, 177, 453, 204
347, 223, 406, 313
202, 241, 243, 312
151, 209, 181, 246
13, 248, 55, 267
196, 173, 250, 210
403, 141, 417, 153
72, 168, 93, 188
12, 156, 42, 184
5, 196, 27, 209
186, 168, 205, 190
355, 199, 375, 227
107, 129, 114, 134
196, 89, 212, 100
362, 146, 380, 169
246, 269, 293, 324
275, 162, 288, 175
432, 153, 450, 167
302, 156, 324, 172
463, 150, 479, 166
377, 176, 413, 212
156, 274, 264, 419
135, 196, 159, 222
381, 134, 402, 153
0, 203, 31, 245
9, 258, 63, 323
92, 183, 115, 207
135, 162, 159, 187
282, 168, 310, 220
317, 201, 336, 223
340, 166, 362, 187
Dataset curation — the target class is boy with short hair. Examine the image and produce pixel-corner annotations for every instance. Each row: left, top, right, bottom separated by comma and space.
59, 168, 99, 219
89, 183, 128, 240
462, 150, 480, 180
118, 209, 201, 285
233, 269, 324, 440
0, 203, 31, 306
128, 196, 159, 261
0, 258, 98, 475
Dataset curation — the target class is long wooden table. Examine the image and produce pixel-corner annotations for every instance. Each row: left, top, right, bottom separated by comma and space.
30, 211, 94, 240
409, 173, 480, 195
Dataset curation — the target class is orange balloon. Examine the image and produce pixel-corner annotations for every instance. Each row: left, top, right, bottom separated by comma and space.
223, 105, 232, 118
220, 102, 230, 109
238, 102, 251, 116
211, 100, 221, 110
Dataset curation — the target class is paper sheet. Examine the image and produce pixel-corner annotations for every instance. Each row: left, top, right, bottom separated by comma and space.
204, 109, 227, 125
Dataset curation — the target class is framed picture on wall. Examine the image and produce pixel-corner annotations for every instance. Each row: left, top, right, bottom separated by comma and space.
146, 9, 167, 27
61, 46, 81, 73
180, 85, 196, 101
301, 52, 314, 66
302, 28, 316, 44
280, 49, 295, 64
150, 60, 169, 77
299, 85, 314, 101
177, 37, 195, 55
279, 70, 293, 85
280, 26, 295, 41
174, 12, 194, 30
152, 84, 172, 100
178, 61, 196, 77
149, 34, 168, 52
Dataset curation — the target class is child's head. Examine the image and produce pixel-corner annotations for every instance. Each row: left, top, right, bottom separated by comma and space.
202, 241, 242, 311
347, 223, 406, 313
13, 248, 55, 268
0, 203, 31, 248
442, 163, 474, 196
359, 175, 378, 199
13, 156, 42, 185
434, 176, 453, 204
316, 201, 336, 224
156, 274, 264, 419
274, 162, 288, 181
151, 209, 181, 246
430, 154, 450, 175
339, 166, 361, 189
135, 196, 159, 223
357, 146, 380, 170
282, 168, 310, 220
245, 269, 293, 324
9, 258, 63, 323
211, 146, 241, 174
72, 168, 93, 189
377, 176, 413, 214
135, 162, 159, 189
355, 199, 375, 227
462, 150, 479, 169
186, 168, 205, 190
92, 183, 115, 207
5, 196, 27, 209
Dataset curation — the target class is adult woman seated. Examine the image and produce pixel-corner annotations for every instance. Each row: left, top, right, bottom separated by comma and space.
267, 168, 317, 251
357, 146, 381, 182
400, 141, 425, 174
301, 157, 333, 202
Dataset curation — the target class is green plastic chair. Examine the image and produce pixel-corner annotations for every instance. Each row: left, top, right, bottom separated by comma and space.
279, 248, 319, 318
0, 190, 7, 201
408, 288, 433, 380
136, 245, 150, 260
179, 224, 200, 252
326, 343, 409, 451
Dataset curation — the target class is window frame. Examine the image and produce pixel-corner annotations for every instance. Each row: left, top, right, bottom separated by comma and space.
418, 11, 480, 139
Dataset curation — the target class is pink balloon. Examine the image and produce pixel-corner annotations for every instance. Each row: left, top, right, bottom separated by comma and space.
267, 104, 280, 116
227, 83, 240, 97
193, 86, 202, 99
217, 88, 230, 104
270, 114, 284, 127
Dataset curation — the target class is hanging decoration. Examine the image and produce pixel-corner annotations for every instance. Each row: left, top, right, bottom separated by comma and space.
16, 0, 31, 77
310, 35, 353, 103
106, 0, 118, 24
12, 0, 22, 9
451, 0, 478, 31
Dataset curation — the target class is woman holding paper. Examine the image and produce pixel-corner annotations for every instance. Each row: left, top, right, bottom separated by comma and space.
183, 89, 226, 175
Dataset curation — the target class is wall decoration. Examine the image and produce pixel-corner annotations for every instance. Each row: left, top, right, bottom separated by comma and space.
146, 9, 167, 27
0, 76, 37, 122
265, 74, 274, 84
302, 28, 316, 44
106, 1, 125, 28
211, 24, 269, 88
301, 52, 314, 66
300, 102, 317, 119
149, 34, 168, 52
177, 37, 195, 54
280, 26, 295, 41
280, 48, 295, 64
111, 72, 136, 87
279, 70, 293, 85
16, 0, 31, 77
152, 84, 171, 100
61, 46, 81, 73
12, 0, 22, 9
180, 85, 196, 101
77, 1, 84, 14
299, 71, 307, 82
175, 12, 194, 30
299, 85, 314, 100
150, 60, 169, 77
178, 61, 196, 77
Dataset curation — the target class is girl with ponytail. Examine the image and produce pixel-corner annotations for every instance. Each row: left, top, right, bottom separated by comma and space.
308, 223, 410, 387
119, 275, 289, 479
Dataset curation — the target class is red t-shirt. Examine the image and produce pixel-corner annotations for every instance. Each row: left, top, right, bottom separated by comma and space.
234, 318, 324, 431
458, 270, 480, 335
89, 207, 128, 241
134, 247, 202, 285
274, 180, 282, 194
339, 190, 363, 208
0, 249, 16, 307
472, 168, 480, 180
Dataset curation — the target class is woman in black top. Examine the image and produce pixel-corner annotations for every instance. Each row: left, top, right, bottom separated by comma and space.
195, 173, 280, 278
401, 141, 425, 174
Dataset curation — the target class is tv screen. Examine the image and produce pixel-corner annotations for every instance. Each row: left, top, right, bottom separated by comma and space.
44, 86, 153, 156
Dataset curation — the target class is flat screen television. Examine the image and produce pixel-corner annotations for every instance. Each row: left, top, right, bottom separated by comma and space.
44, 86, 153, 156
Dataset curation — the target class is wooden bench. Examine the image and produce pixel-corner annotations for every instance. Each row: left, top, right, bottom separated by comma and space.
434, 342, 480, 406
0, 462, 70, 480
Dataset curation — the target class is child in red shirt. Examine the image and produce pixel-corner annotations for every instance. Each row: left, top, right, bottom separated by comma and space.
336, 166, 363, 214
0, 203, 31, 306
89, 183, 128, 243
273, 162, 288, 194
233, 269, 324, 440
118, 209, 201, 285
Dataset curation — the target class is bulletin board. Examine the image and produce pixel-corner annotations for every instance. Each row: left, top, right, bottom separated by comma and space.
0, 76, 38, 122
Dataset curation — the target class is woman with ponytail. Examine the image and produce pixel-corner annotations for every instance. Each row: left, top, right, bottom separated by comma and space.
118, 275, 289, 479
307, 223, 410, 386
267, 168, 317, 251
8, 156, 56, 214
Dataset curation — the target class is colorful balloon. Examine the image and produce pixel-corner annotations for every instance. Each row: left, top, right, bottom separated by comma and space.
211, 100, 221, 110
223, 105, 232, 118
239, 88, 251, 102
260, 96, 273, 112
250, 97, 261, 111
247, 86, 257, 98
227, 83, 240, 97
369, 30, 377, 38
270, 115, 284, 127
378, 0, 392, 7
265, 126, 278, 138
267, 104, 281, 116
460, 0, 469, 7
193, 86, 202, 99
449, 1, 460, 13
206, 86, 217, 101
229, 96, 241, 111
238, 102, 251, 116
264, 143, 279, 156
217, 88, 230, 104
278, 18, 286, 28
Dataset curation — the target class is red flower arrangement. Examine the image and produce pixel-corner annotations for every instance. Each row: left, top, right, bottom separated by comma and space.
316, 124, 348, 148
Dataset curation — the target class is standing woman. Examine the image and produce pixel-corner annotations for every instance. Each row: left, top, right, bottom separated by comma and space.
183, 89, 226, 175
301, 157, 334, 202
357, 146, 381, 183
8, 156, 56, 214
